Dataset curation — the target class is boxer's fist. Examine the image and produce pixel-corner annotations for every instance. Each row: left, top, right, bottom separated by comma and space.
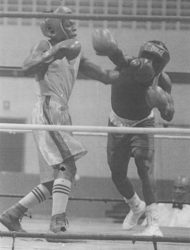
160, 96, 175, 121
92, 29, 118, 56
146, 86, 175, 121
161, 105, 174, 121
54, 39, 81, 60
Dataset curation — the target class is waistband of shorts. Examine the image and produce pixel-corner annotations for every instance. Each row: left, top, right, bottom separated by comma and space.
109, 109, 154, 127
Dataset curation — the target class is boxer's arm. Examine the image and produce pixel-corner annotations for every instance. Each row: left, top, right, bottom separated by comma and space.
22, 40, 52, 74
79, 56, 119, 85
158, 72, 172, 93
92, 28, 129, 68
108, 49, 131, 69
22, 39, 81, 74
158, 73, 175, 121
146, 72, 175, 121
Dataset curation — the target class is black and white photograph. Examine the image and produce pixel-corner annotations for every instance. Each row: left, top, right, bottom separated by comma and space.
0, 1, 190, 249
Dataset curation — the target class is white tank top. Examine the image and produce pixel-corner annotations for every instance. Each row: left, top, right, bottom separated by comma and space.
38, 42, 81, 105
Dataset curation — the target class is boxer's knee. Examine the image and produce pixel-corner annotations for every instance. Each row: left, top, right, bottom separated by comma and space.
53, 159, 77, 182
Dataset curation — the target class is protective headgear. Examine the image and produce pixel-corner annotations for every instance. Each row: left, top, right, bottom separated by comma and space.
138, 40, 170, 74
172, 176, 190, 203
40, 6, 75, 41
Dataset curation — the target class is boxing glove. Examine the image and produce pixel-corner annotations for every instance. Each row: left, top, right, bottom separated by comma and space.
92, 28, 118, 56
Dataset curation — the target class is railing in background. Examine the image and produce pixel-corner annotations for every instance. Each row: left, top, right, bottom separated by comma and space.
0, 0, 190, 30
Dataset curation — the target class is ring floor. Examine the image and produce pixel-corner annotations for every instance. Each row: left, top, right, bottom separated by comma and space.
0, 216, 190, 250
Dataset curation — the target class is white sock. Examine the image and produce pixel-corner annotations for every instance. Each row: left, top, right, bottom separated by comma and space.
19, 184, 51, 209
52, 178, 71, 216
124, 193, 143, 212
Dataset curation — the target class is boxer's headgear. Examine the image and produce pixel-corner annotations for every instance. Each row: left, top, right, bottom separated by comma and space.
138, 40, 170, 74
40, 6, 76, 41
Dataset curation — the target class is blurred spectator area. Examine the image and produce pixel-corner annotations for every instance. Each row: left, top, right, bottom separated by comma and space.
0, 0, 190, 30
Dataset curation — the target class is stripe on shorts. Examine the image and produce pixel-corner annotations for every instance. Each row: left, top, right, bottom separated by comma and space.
43, 96, 72, 161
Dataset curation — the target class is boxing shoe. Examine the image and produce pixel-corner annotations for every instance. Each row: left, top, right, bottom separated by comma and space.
0, 203, 27, 232
122, 200, 146, 230
49, 212, 69, 233
137, 203, 163, 237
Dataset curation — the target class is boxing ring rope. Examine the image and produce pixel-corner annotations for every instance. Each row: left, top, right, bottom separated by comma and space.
1, 128, 190, 140
0, 193, 190, 206
0, 194, 122, 203
1, 123, 190, 135
0, 230, 190, 250
1, 230, 190, 244
0, 12, 190, 22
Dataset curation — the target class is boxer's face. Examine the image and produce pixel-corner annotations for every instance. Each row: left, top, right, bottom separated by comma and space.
62, 18, 77, 39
